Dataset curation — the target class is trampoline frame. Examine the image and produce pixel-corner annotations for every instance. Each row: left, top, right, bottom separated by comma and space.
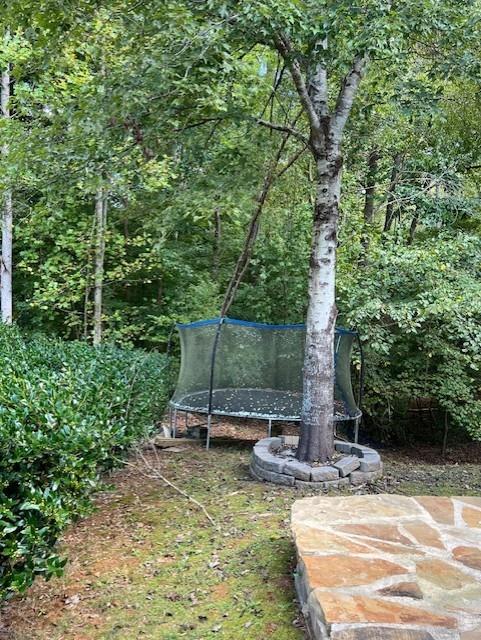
168, 317, 364, 448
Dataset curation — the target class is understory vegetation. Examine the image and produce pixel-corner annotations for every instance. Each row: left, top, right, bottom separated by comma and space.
0, 327, 167, 596
1, 2, 479, 446
0, 0, 480, 603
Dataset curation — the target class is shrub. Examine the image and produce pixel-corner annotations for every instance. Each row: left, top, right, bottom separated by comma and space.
339, 233, 481, 442
0, 327, 168, 597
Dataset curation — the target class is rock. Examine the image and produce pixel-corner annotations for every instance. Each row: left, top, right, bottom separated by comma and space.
334, 441, 352, 454
249, 462, 294, 487
301, 555, 407, 589
330, 627, 436, 640
284, 460, 311, 481
452, 546, 481, 571
359, 454, 381, 472
403, 522, 445, 550
255, 436, 282, 450
350, 470, 380, 486
310, 466, 339, 482
350, 444, 373, 458
292, 495, 481, 640
416, 558, 478, 590
378, 581, 424, 600
414, 496, 455, 525
295, 479, 328, 490
333, 456, 360, 477
461, 627, 481, 639
252, 449, 285, 474
314, 592, 457, 628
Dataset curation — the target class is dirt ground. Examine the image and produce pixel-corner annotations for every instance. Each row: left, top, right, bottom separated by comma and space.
1, 416, 480, 640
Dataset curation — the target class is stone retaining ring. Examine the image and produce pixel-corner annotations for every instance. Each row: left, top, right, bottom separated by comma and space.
250, 436, 382, 488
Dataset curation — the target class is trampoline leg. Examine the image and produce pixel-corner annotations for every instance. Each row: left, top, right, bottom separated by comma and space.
268, 419, 272, 438
354, 417, 360, 444
168, 407, 173, 438
185, 411, 189, 430
173, 409, 178, 439
206, 414, 212, 450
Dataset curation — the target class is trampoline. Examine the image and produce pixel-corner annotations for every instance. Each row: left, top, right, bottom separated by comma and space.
169, 317, 363, 447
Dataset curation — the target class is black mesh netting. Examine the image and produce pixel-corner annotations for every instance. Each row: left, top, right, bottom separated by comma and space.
170, 318, 361, 421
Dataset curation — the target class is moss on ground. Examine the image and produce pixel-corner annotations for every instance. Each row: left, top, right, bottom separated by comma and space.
3, 442, 481, 639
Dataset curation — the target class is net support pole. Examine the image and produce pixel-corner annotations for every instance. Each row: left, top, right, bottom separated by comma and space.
268, 419, 272, 438
355, 331, 365, 445
206, 414, 212, 450
172, 409, 178, 439
206, 316, 225, 450
354, 417, 360, 444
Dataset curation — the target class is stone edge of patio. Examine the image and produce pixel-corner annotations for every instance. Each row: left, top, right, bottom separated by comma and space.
291, 494, 481, 640
250, 437, 382, 488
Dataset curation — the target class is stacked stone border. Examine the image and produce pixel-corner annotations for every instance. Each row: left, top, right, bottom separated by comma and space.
250, 436, 382, 488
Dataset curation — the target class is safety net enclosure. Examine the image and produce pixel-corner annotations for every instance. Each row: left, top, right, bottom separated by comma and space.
169, 318, 362, 425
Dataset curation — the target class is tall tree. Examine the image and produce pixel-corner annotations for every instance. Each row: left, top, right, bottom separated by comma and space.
188, 0, 479, 461
93, 187, 107, 346
1, 41, 12, 324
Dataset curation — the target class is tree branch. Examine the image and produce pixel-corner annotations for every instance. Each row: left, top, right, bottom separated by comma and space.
256, 118, 309, 145
276, 144, 308, 179
308, 39, 329, 118
274, 33, 321, 138
331, 55, 369, 145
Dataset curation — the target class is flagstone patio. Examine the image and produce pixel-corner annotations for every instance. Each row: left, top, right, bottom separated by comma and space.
292, 495, 481, 640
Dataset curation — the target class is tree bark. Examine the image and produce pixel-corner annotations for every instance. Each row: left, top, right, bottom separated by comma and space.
1, 58, 12, 324
275, 37, 367, 463
93, 188, 107, 346
363, 149, 379, 225
297, 157, 340, 462
407, 209, 419, 245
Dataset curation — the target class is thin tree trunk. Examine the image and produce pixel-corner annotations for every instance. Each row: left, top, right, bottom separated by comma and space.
83, 213, 97, 339
360, 148, 379, 261
407, 209, 419, 245
297, 157, 340, 462
363, 149, 379, 225
220, 133, 291, 316
212, 207, 221, 280
1, 58, 12, 324
383, 152, 403, 232
93, 188, 107, 346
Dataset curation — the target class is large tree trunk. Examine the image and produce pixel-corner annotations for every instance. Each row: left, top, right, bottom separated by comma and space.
297, 157, 341, 463
93, 188, 107, 346
1, 59, 12, 324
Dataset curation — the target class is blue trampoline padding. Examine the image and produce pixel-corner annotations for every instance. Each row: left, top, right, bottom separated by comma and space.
176, 317, 358, 335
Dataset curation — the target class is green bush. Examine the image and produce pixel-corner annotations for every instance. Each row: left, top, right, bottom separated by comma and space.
0, 327, 168, 597
339, 233, 481, 442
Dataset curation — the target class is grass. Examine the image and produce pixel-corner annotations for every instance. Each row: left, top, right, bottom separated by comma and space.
3, 438, 481, 640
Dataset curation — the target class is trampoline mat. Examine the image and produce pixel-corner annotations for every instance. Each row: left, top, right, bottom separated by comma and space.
170, 388, 360, 422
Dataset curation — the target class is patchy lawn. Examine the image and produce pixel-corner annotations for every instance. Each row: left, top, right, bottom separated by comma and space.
2, 427, 481, 640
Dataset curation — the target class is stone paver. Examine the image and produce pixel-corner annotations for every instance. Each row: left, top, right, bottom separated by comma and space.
292, 495, 481, 640
251, 437, 382, 487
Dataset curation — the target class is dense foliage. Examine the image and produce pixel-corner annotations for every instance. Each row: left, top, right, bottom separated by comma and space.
0, 7, 479, 432
0, 327, 167, 596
